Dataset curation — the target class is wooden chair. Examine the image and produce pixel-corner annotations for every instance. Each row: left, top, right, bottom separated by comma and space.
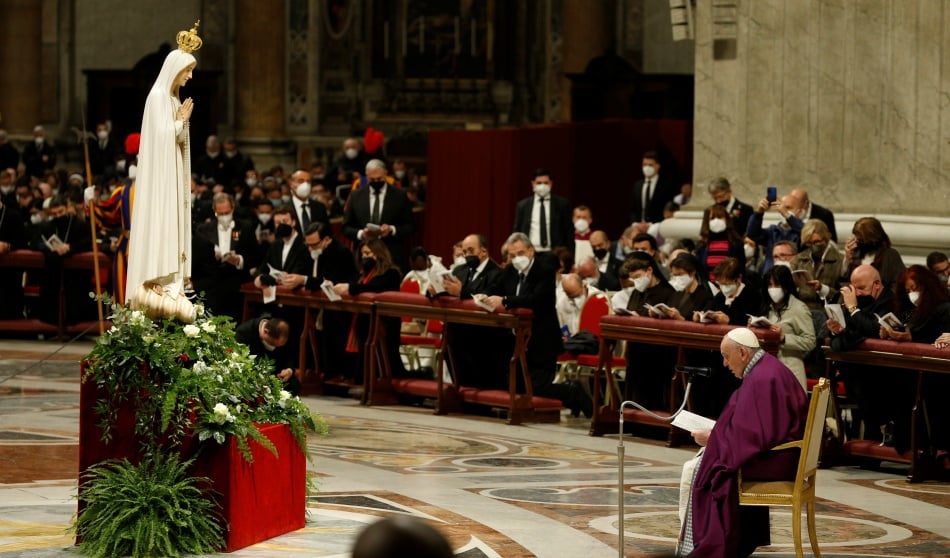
738, 378, 831, 558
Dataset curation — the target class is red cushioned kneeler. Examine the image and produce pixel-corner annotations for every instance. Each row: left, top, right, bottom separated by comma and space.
78, 363, 306, 552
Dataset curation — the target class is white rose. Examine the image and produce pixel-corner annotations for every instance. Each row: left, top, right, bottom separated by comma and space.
183, 324, 200, 337
130, 310, 145, 325
213, 403, 229, 424
195, 303, 205, 316
278, 390, 291, 408
200, 322, 216, 333
193, 361, 208, 374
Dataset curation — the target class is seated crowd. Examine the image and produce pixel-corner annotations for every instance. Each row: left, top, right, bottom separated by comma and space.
2, 140, 948, 449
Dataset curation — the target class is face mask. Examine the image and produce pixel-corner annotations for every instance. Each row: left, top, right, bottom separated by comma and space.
574, 218, 590, 233
907, 291, 920, 305
0, 185, 13, 195
632, 275, 651, 292
622, 245, 634, 256
314, 173, 325, 180
642, 165, 656, 178
117, 159, 127, 173
938, 274, 949, 285
856, 295, 874, 307
708, 218, 727, 234
257, 213, 272, 225
34, 137, 44, 146
511, 255, 530, 272
768, 287, 785, 303
246, 178, 258, 188
345, 148, 358, 160
97, 130, 108, 141
275, 223, 293, 238
216, 214, 233, 228
465, 255, 480, 268
369, 180, 385, 192
30, 213, 44, 225
295, 182, 311, 199
744, 244, 756, 259
361, 257, 376, 273
281, 195, 292, 204
394, 170, 406, 180
719, 283, 739, 297
716, 198, 730, 208
453, 256, 467, 268
310, 248, 323, 261
207, 149, 219, 158
270, 198, 284, 208
532, 183, 550, 198
669, 274, 693, 292
593, 248, 608, 260
224, 150, 237, 159
52, 215, 69, 229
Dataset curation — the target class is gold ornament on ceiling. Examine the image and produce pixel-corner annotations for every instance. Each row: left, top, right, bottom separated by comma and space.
176, 20, 203, 54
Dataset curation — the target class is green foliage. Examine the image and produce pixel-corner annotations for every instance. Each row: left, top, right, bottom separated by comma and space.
72, 453, 225, 558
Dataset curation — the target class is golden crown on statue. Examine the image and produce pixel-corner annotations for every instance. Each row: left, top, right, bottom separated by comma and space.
176, 20, 203, 54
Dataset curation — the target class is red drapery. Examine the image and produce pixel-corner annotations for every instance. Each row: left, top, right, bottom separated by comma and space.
423, 119, 692, 262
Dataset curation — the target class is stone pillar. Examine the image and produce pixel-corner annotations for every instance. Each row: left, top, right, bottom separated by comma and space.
234, 0, 285, 138
559, 0, 615, 122
0, 0, 42, 133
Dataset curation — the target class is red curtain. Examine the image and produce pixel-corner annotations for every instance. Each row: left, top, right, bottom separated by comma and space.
423, 120, 693, 262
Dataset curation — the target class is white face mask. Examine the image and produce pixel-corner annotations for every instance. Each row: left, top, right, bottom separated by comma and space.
768, 287, 785, 303
632, 275, 651, 293
246, 178, 258, 188
394, 170, 406, 180
743, 244, 755, 260
511, 255, 531, 272
97, 130, 108, 141
907, 291, 920, 305
34, 137, 44, 146
344, 148, 358, 160
310, 248, 323, 261
533, 183, 551, 198
295, 182, 311, 199
216, 214, 233, 228
719, 283, 739, 298
453, 256, 467, 268
574, 218, 590, 233
0, 185, 13, 195
642, 165, 656, 178
669, 274, 693, 292
708, 218, 727, 234
258, 213, 272, 225
30, 213, 44, 225
772, 260, 791, 269
281, 195, 292, 203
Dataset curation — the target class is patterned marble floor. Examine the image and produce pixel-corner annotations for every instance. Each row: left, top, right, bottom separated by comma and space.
1, 338, 949, 557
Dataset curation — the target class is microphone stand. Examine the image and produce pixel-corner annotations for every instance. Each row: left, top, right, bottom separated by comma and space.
616, 370, 704, 557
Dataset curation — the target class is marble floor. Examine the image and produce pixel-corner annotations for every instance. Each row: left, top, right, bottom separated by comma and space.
1, 338, 949, 557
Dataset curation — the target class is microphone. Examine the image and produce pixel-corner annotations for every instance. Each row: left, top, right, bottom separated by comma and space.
674, 365, 712, 378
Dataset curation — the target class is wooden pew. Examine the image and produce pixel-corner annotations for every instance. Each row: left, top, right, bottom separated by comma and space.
240, 283, 378, 397
589, 315, 781, 444
824, 338, 950, 482
370, 292, 562, 425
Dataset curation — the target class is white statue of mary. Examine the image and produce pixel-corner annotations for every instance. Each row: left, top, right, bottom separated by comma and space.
126, 22, 202, 322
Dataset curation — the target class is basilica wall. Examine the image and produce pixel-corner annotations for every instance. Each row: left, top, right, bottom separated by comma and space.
693, 0, 950, 217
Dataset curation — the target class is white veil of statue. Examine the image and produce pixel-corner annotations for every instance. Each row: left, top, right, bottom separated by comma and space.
126, 23, 200, 322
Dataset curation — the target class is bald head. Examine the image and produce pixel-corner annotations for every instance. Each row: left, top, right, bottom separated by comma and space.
576, 256, 598, 279
850, 264, 884, 300
590, 230, 608, 246
561, 273, 584, 298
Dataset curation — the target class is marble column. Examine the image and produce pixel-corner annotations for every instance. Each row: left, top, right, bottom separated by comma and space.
559, 0, 615, 122
234, 0, 285, 138
0, 0, 42, 133
693, 0, 950, 216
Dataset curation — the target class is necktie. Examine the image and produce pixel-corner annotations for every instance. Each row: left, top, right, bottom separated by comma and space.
371, 191, 381, 224
539, 196, 548, 248
517, 272, 526, 295
642, 179, 652, 222
302, 204, 311, 229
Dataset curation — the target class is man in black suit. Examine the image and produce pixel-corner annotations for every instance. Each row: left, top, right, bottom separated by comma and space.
630, 151, 678, 225
88, 122, 118, 178
191, 193, 258, 322
484, 232, 591, 416
22, 125, 57, 179
707, 176, 755, 236
234, 315, 301, 396
288, 168, 329, 237
342, 159, 415, 270
194, 135, 226, 185
253, 205, 312, 285
790, 188, 837, 242
513, 168, 574, 253
439, 233, 508, 389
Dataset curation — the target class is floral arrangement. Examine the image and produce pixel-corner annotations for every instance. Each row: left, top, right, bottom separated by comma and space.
82, 298, 327, 460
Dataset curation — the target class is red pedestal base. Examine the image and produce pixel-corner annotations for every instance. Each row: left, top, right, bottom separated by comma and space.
79, 364, 307, 552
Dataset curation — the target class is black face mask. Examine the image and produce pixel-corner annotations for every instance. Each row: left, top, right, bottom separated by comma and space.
369, 180, 385, 192
361, 257, 376, 273
275, 223, 293, 238
593, 248, 608, 260
856, 295, 875, 308
717, 199, 730, 207
53, 215, 70, 229
465, 255, 480, 268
